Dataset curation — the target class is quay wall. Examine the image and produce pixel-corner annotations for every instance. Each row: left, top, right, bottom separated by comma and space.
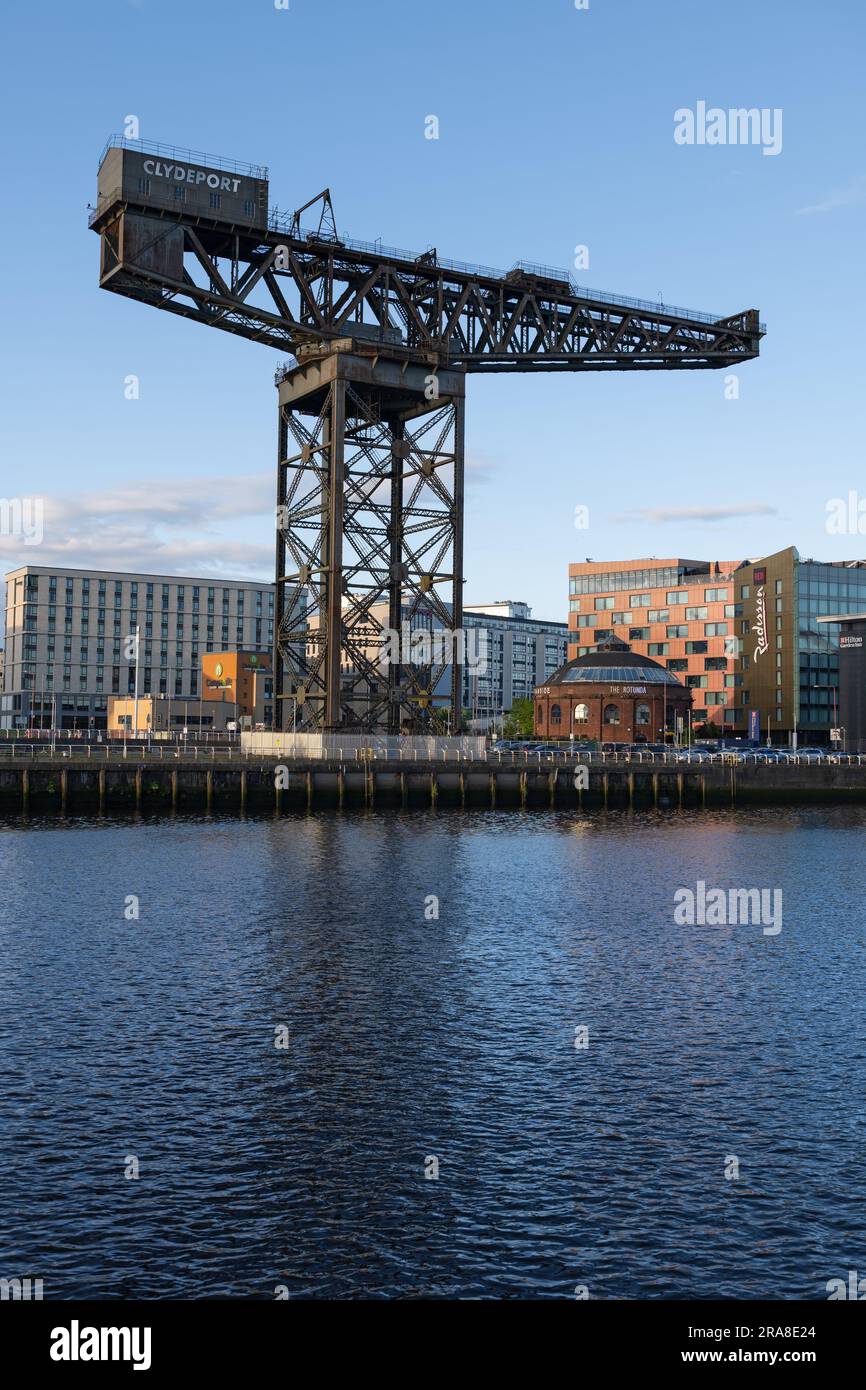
2, 757, 866, 814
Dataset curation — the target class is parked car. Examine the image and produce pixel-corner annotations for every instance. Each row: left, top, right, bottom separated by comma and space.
794, 747, 827, 763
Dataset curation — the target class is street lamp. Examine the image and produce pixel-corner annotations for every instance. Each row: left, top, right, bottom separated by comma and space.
132, 624, 141, 738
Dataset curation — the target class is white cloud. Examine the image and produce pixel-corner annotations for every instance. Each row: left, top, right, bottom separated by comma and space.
0, 473, 275, 580
608, 503, 776, 525
797, 176, 866, 215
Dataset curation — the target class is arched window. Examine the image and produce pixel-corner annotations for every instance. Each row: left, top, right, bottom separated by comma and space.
603, 703, 620, 725
574, 703, 589, 723
636, 703, 651, 726
537, 704, 544, 726
550, 703, 562, 725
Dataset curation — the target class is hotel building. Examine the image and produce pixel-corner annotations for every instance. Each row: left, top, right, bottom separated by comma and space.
569, 557, 743, 731
569, 548, 866, 744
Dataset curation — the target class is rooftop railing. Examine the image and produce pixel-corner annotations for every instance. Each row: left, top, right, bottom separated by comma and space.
99, 134, 268, 181
270, 216, 765, 331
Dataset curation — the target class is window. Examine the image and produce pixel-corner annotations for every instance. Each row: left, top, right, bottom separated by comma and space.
630, 594, 651, 607
574, 703, 589, 723
667, 625, 688, 639
686, 606, 708, 621
603, 703, 621, 725
636, 703, 650, 726
173, 186, 186, 202
209, 192, 222, 210
740, 584, 750, 599
629, 627, 650, 641
686, 641, 708, 655
137, 177, 151, 195
550, 703, 562, 726
705, 622, 728, 637
244, 199, 255, 217
667, 590, 688, 605
648, 609, 669, 624
648, 642, 669, 656
594, 596, 614, 610
704, 588, 729, 603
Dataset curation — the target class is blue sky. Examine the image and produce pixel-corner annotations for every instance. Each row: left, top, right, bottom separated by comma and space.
1, 0, 865, 625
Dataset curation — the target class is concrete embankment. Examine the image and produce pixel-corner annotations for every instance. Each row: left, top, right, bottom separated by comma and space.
2, 756, 866, 814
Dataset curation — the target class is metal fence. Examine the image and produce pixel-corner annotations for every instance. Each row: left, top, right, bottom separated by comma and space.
0, 743, 863, 768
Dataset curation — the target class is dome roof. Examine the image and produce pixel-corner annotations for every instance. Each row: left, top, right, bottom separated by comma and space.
544, 639, 685, 687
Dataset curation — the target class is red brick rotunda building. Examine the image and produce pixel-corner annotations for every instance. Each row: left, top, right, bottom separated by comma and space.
534, 638, 692, 742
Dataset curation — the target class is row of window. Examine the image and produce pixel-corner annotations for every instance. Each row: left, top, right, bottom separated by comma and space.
569, 568, 698, 596
21, 576, 272, 602
545, 702, 653, 727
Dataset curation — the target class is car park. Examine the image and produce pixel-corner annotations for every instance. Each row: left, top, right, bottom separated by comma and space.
793, 747, 826, 763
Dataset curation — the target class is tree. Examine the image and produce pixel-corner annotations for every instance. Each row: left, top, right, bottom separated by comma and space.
502, 697, 535, 738
696, 720, 722, 739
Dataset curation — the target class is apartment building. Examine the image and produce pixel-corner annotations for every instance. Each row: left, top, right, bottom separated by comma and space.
462, 602, 568, 723
2, 565, 274, 731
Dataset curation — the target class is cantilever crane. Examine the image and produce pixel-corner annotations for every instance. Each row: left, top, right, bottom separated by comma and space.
91, 136, 764, 733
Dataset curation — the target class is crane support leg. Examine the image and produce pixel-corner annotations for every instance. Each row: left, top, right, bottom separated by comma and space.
274, 346, 465, 734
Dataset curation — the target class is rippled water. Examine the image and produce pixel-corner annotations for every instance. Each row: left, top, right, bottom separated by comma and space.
0, 805, 864, 1299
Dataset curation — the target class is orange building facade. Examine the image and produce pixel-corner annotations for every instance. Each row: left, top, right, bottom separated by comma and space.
201, 650, 272, 721
568, 558, 744, 732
